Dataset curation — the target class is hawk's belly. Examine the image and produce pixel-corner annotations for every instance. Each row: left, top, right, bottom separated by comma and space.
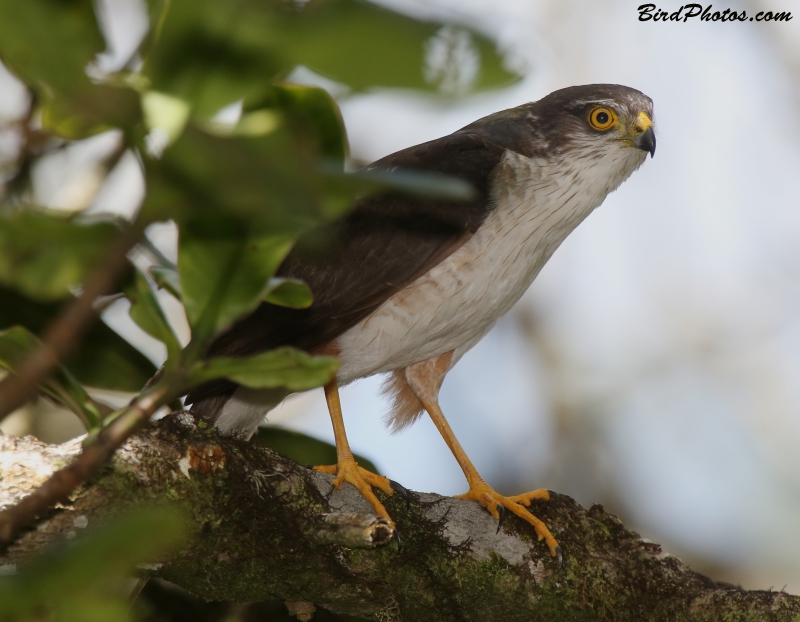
334, 152, 600, 382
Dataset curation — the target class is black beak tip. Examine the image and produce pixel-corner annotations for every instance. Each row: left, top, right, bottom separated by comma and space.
639, 126, 656, 158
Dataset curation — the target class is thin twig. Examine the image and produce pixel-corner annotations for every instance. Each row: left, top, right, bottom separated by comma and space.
0, 382, 170, 548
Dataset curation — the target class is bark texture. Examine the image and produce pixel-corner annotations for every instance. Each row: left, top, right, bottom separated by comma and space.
1, 414, 799, 622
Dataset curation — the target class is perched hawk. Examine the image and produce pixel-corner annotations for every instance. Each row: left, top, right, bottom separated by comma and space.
187, 84, 656, 561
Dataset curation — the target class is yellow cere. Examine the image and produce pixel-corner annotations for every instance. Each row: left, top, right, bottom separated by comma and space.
635, 111, 654, 132
588, 106, 618, 131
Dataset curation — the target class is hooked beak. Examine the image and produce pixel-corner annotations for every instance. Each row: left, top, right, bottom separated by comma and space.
632, 111, 656, 158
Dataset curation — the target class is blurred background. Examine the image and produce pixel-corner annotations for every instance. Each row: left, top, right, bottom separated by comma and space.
3, 0, 800, 596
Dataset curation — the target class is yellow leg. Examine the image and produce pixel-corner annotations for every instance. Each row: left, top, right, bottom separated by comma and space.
313, 379, 396, 526
405, 354, 560, 559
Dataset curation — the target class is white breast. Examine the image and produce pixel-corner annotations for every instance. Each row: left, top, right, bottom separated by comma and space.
335, 146, 642, 383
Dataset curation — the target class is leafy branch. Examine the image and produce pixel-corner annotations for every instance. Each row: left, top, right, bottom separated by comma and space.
0, 0, 512, 576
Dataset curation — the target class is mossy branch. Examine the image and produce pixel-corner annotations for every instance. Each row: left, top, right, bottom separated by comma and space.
1, 415, 798, 622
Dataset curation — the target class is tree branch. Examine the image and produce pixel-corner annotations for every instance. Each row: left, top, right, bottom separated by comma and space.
0, 383, 170, 547
2, 416, 798, 622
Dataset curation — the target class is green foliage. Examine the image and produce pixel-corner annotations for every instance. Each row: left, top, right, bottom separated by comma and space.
253, 426, 379, 474
261, 0, 514, 92
44, 84, 143, 140
142, 0, 516, 118
0, 0, 142, 138
126, 270, 182, 363
0, 1, 518, 617
141, 121, 326, 230
0, 210, 117, 302
0, 0, 511, 415
264, 83, 350, 163
0, 507, 186, 622
147, 266, 182, 300
178, 230, 295, 341
329, 166, 476, 202
0, 0, 104, 93
187, 347, 339, 392
264, 278, 314, 309
0, 286, 156, 392
0, 326, 105, 428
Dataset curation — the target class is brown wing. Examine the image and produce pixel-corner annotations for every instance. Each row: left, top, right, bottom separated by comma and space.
185, 129, 507, 407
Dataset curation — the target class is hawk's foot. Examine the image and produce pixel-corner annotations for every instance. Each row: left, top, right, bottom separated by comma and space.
456, 482, 559, 558
314, 458, 396, 527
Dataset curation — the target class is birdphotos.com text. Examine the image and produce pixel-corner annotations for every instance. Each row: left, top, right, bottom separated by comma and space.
637, 4, 792, 22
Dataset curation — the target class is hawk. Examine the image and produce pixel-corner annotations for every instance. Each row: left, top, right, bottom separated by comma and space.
186, 84, 656, 561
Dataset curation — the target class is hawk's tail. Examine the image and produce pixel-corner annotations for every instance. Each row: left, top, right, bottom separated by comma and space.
186, 381, 290, 439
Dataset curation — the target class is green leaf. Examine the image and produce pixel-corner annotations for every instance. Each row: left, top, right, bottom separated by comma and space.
0, 0, 104, 93
141, 90, 192, 146
70, 332, 154, 393
246, 83, 349, 164
178, 228, 294, 341
0, 1, 144, 138
149, 265, 183, 300
126, 270, 182, 362
187, 347, 339, 392
141, 123, 322, 232
264, 278, 313, 309
471, 29, 521, 91
253, 426, 379, 474
317, 165, 476, 220
42, 83, 144, 139
0, 507, 185, 622
0, 286, 157, 393
273, 0, 518, 93
0, 209, 118, 302
0, 326, 104, 428
325, 165, 476, 200
142, 0, 282, 118
142, 0, 517, 117
276, 83, 348, 162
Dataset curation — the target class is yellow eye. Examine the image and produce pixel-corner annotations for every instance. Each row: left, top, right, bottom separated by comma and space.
588, 106, 618, 131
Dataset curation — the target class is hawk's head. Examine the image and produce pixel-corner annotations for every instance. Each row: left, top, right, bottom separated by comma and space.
538, 84, 656, 197
531, 83, 655, 159
468, 84, 655, 198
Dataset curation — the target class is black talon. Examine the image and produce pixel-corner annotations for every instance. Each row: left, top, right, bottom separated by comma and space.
555, 546, 563, 570
390, 479, 410, 508
496, 504, 507, 534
